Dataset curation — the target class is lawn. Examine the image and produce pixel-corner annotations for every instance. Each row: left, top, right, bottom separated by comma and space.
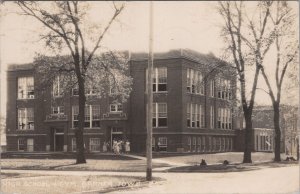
154, 152, 289, 165
2, 173, 147, 194
1, 158, 170, 172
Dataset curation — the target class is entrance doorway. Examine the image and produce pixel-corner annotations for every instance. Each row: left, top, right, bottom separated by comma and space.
110, 127, 124, 149
52, 128, 64, 152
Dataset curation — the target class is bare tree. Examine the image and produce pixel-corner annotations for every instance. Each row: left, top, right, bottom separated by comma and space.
16, 1, 127, 164
259, 1, 298, 161
218, 1, 284, 163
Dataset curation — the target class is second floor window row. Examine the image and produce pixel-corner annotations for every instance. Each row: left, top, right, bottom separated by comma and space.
217, 78, 232, 100
72, 105, 100, 128
146, 67, 167, 92
18, 108, 34, 130
187, 103, 204, 128
152, 103, 167, 127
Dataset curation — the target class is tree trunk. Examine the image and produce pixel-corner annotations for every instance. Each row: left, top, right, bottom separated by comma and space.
76, 77, 86, 164
273, 102, 281, 162
243, 111, 253, 163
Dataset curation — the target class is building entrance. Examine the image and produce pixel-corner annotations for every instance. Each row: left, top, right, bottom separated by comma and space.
110, 127, 124, 149
52, 128, 64, 152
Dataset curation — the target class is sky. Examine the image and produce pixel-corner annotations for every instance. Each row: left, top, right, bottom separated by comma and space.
0, 1, 299, 124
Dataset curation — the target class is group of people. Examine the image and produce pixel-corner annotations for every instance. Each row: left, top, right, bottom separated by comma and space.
102, 139, 130, 154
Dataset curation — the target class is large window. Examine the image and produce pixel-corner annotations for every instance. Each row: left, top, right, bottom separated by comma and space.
71, 138, 76, 152
210, 106, 215, 129
187, 68, 204, 95
210, 79, 215, 97
53, 76, 63, 97
218, 108, 232, 129
18, 108, 34, 130
18, 77, 34, 99
110, 104, 123, 113
90, 138, 101, 152
202, 136, 206, 152
217, 78, 231, 100
187, 104, 204, 128
72, 105, 100, 128
152, 103, 167, 127
158, 137, 167, 151
147, 67, 167, 92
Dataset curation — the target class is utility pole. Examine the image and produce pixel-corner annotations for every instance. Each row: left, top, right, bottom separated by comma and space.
146, 0, 153, 181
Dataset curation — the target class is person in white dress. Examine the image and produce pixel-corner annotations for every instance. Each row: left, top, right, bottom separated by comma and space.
125, 140, 130, 154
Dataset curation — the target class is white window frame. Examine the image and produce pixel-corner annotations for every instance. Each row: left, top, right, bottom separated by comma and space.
72, 106, 79, 128
210, 106, 215, 129
53, 76, 62, 97
18, 138, 26, 151
18, 77, 34, 99
192, 137, 197, 152
71, 138, 76, 152
18, 108, 34, 130
89, 138, 101, 152
110, 104, 123, 113
51, 106, 64, 114
210, 79, 215, 97
158, 137, 167, 151
197, 137, 201, 152
202, 136, 206, 152
153, 103, 167, 127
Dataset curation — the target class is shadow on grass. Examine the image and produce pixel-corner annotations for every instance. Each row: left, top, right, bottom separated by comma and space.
168, 161, 299, 173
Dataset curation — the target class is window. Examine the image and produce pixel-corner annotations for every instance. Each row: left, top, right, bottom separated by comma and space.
200, 105, 205, 128
27, 138, 34, 152
218, 108, 232, 129
187, 103, 191, 127
149, 67, 167, 92
187, 137, 191, 152
230, 138, 233, 151
18, 108, 34, 130
51, 106, 64, 114
208, 137, 212, 152
90, 138, 101, 152
18, 138, 26, 151
85, 86, 98, 96
191, 104, 196, 127
197, 137, 201, 152
72, 138, 76, 152
18, 77, 34, 99
202, 136, 206, 152
217, 78, 231, 100
187, 68, 204, 94
73, 105, 101, 128
158, 137, 167, 151
213, 137, 216, 151
196, 104, 200, 127
72, 106, 79, 128
53, 76, 62, 97
210, 79, 215, 97
210, 106, 215, 129
152, 103, 167, 127
110, 104, 123, 113
192, 137, 197, 152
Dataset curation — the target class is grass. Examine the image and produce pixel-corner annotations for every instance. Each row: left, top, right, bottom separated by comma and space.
1, 174, 148, 194
1, 158, 170, 172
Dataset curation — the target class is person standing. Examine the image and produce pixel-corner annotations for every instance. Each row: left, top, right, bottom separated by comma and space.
125, 140, 130, 154
103, 141, 107, 152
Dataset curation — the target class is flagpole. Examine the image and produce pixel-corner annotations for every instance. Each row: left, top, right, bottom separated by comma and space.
146, 0, 153, 181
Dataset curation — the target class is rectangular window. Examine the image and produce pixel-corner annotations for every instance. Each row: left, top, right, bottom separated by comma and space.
51, 106, 64, 114
218, 108, 221, 129
192, 137, 197, 152
110, 104, 123, 113
153, 103, 167, 127
18, 77, 34, 99
200, 105, 205, 128
187, 103, 191, 127
202, 136, 206, 152
213, 137, 216, 151
210, 79, 215, 97
84, 105, 90, 128
74, 105, 101, 128
210, 106, 214, 129
90, 138, 101, 152
187, 137, 191, 152
208, 137, 212, 152
197, 137, 201, 152
27, 138, 34, 152
18, 108, 34, 130
158, 137, 167, 151
18, 138, 26, 151
53, 76, 62, 97
198, 72, 204, 95
187, 68, 191, 92
218, 78, 231, 100
72, 138, 76, 152
191, 104, 196, 127
92, 105, 100, 127
191, 69, 195, 93
196, 104, 200, 127
72, 106, 79, 128
150, 67, 167, 92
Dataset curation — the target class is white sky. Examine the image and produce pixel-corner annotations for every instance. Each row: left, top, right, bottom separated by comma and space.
0, 1, 299, 123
